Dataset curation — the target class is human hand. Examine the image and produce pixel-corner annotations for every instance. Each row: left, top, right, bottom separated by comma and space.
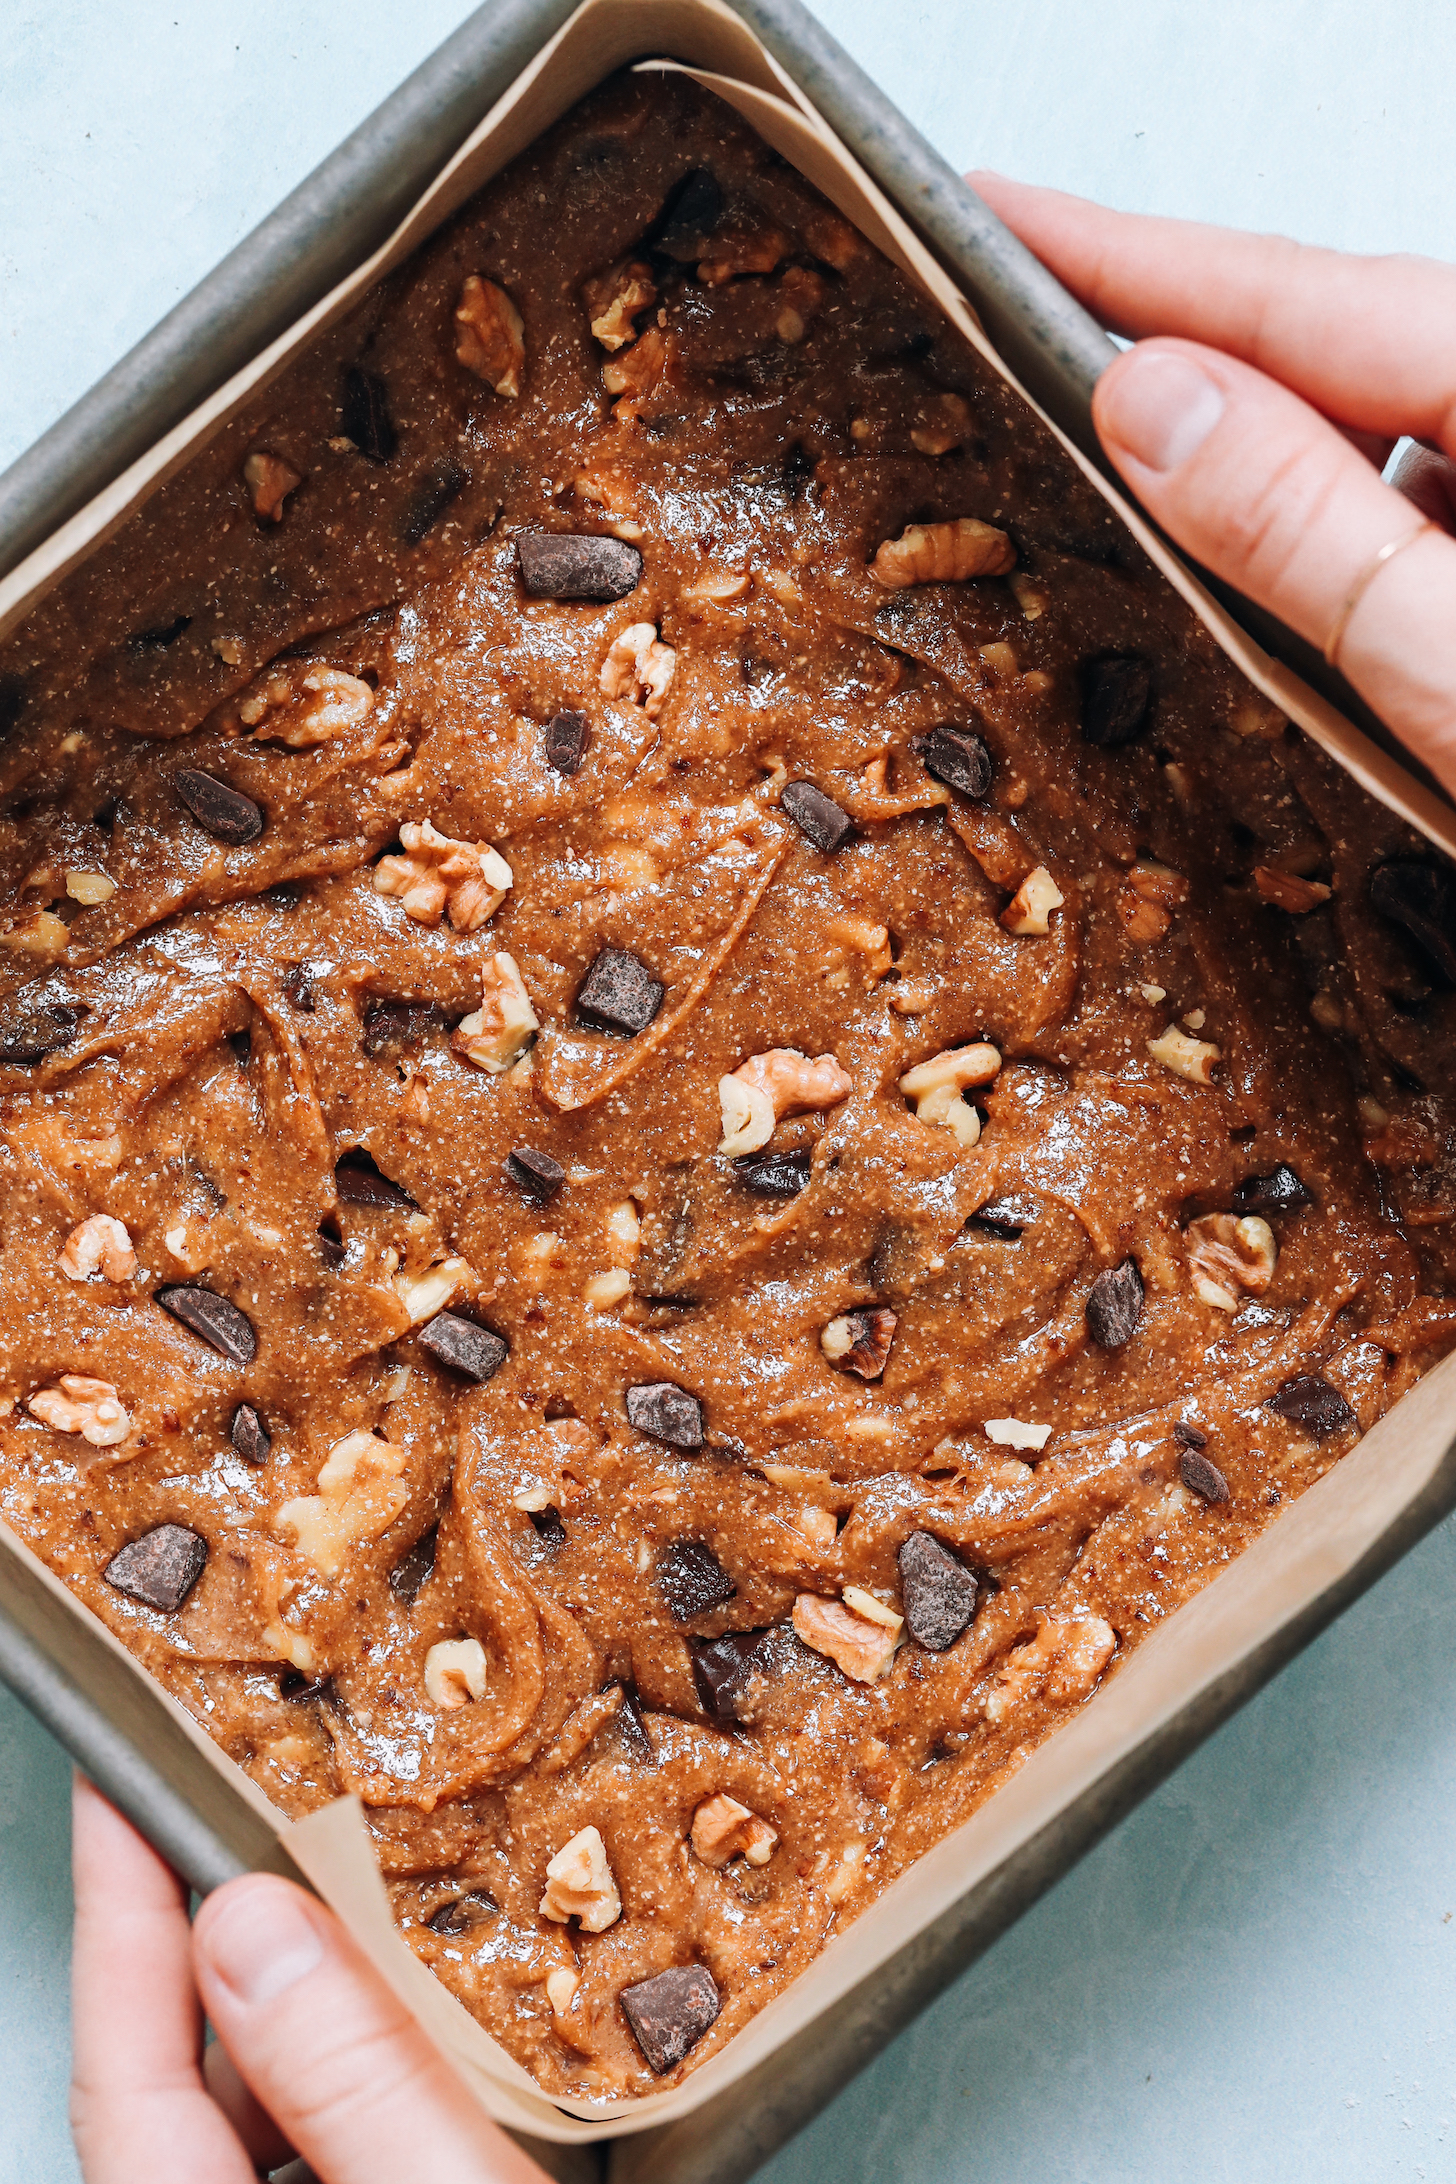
971, 174, 1456, 800
68, 1774, 551, 2184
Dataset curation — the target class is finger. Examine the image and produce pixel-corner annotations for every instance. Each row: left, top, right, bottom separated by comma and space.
192, 1874, 552, 2184
69, 1776, 256, 2184
205, 2039, 298, 2173
970, 172, 1456, 450
1090, 336, 1456, 796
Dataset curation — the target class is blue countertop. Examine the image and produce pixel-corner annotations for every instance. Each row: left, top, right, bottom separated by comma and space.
4, 5, 1456, 2178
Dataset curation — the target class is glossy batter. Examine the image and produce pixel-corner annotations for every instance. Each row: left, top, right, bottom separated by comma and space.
2, 73, 1455, 2103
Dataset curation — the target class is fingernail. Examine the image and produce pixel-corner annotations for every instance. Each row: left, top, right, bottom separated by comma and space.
203, 1882, 324, 2008
1100, 347, 1226, 472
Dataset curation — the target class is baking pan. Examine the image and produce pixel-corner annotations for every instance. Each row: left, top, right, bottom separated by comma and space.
3, 6, 1456, 2181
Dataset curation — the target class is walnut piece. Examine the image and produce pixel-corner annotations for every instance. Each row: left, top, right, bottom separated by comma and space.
539, 1824, 622, 1933
698, 225, 790, 285
898, 1040, 1000, 1148
1186, 1212, 1278, 1311
718, 1047, 852, 1154
910, 392, 973, 456
452, 954, 539, 1073
984, 1611, 1116, 1723
820, 1306, 897, 1380
1253, 865, 1333, 913
423, 1637, 488, 1709
58, 1215, 136, 1284
454, 274, 525, 396
602, 325, 671, 401
243, 450, 302, 522
586, 258, 658, 350
984, 1416, 1051, 1452
1117, 859, 1188, 943
871, 517, 1016, 589
690, 1793, 778, 1869
373, 820, 513, 932
273, 1427, 408, 1578
26, 1375, 130, 1447
1147, 1025, 1222, 1084
793, 1589, 903, 1682
1001, 865, 1065, 936
600, 622, 676, 716
237, 665, 374, 747
65, 870, 115, 906
392, 1256, 470, 1326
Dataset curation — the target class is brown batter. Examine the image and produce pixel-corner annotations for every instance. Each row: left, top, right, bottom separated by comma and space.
2, 72, 1455, 2103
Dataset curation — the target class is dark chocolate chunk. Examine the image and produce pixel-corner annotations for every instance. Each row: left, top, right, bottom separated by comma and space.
1180, 1448, 1231, 1503
970, 1196, 1036, 1239
781, 779, 854, 854
0, 1002, 84, 1067
577, 948, 664, 1035
912, 724, 993, 800
1085, 1258, 1144, 1348
898, 1532, 978, 1651
230, 1403, 270, 1464
1266, 1374, 1357, 1436
402, 458, 468, 546
1172, 1420, 1208, 1451
426, 1892, 498, 1935
317, 1216, 345, 1269
528, 1504, 567, 1552
625, 1381, 703, 1449
388, 1523, 439, 1604
282, 961, 317, 1012
692, 1629, 772, 1722
1231, 1164, 1313, 1217
733, 1146, 812, 1198
104, 1524, 206, 1613
543, 709, 590, 775
506, 1146, 565, 1202
173, 767, 264, 845
615, 1682, 654, 1764
361, 1000, 452, 1059
419, 1310, 509, 1384
1369, 859, 1456, 984
127, 613, 192, 654
229, 1028, 252, 1068
516, 531, 642, 602
657, 1539, 736, 1623
279, 1668, 336, 1703
1080, 654, 1152, 748
622, 1965, 722, 2075
341, 365, 397, 463
156, 1285, 257, 1364
654, 166, 725, 259
825, 1306, 897, 1380
335, 1149, 417, 1210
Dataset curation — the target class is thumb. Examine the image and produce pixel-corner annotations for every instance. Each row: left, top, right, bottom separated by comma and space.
1092, 336, 1456, 797
191, 1875, 547, 2184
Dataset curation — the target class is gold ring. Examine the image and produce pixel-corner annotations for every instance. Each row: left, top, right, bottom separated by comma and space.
1324, 520, 1435, 669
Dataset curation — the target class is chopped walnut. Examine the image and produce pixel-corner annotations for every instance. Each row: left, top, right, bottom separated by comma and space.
599, 622, 676, 717
243, 450, 302, 522
1147, 1025, 1222, 1084
797, 1504, 838, 1549
58, 1215, 136, 1284
602, 324, 671, 401
572, 464, 642, 540
910, 392, 973, 456
888, 978, 937, 1014
2, 910, 68, 957
237, 665, 374, 747
825, 913, 892, 976
454, 274, 525, 396
392, 1256, 470, 1325
586, 258, 658, 350
1001, 866, 1065, 936
773, 265, 826, 344
984, 1611, 1116, 1723
26, 1375, 130, 1447
690, 1793, 778, 1869
1009, 571, 1048, 619
545, 1968, 580, 2017
820, 1307, 897, 1380
718, 1048, 852, 1154
452, 954, 539, 1073
697, 225, 790, 284
539, 1824, 622, 1933
423, 1637, 488, 1709
717, 1074, 775, 1156
871, 517, 1016, 589
1253, 865, 1333, 913
794, 1589, 903, 1683
373, 820, 513, 931
1117, 859, 1187, 943
984, 1416, 1051, 1452
1186, 1212, 1278, 1311
273, 1427, 408, 1578
65, 870, 115, 906
898, 1041, 1001, 1148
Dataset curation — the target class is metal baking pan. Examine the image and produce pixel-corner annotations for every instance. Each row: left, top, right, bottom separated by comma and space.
3, 5, 1454, 2181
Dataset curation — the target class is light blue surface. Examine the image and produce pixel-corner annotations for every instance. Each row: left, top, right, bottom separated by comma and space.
3, 5, 1456, 2180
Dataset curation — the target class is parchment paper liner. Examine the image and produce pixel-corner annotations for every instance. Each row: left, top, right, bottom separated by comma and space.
3, 0, 1454, 2143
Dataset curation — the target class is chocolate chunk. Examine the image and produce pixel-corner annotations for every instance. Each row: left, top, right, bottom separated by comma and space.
173, 767, 264, 845
1180, 1448, 1230, 1503
335, 1149, 417, 1210
282, 961, 317, 1012
103, 1524, 207, 1613
402, 458, 467, 546
427, 1891, 498, 1935
361, 1000, 451, 1059
341, 364, 396, 463
1080, 654, 1152, 748
279, 1668, 335, 1704
127, 613, 192, 654
156, 1285, 257, 1364
317, 1216, 345, 1269
1369, 859, 1456, 984
0, 1002, 84, 1067
657, 1539, 736, 1623
970, 1196, 1036, 1239
1085, 1257, 1143, 1348
781, 779, 854, 854
1231, 1164, 1313, 1217
1266, 1374, 1357, 1436
912, 724, 992, 800
419, 1311, 508, 1384
516, 531, 642, 602
543, 709, 590, 775
733, 1146, 812, 1198
692, 1629, 771, 1722
621, 1963, 722, 2074
529, 1504, 567, 1552
230, 1403, 270, 1464
1172, 1420, 1208, 1451
826, 1306, 897, 1380
229, 1028, 252, 1067
506, 1146, 565, 1202
615, 1682, 654, 1764
625, 1381, 703, 1449
655, 167, 724, 259
388, 1522, 439, 1603
898, 1532, 978, 1651
577, 948, 664, 1035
